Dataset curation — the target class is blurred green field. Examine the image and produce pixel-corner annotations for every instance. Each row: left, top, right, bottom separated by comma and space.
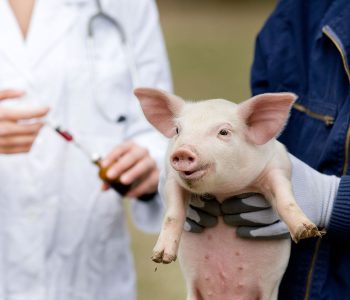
129, 1, 276, 299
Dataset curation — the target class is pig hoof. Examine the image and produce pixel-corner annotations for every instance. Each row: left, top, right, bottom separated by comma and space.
151, 251, 164, 263
292, 223, 326, 243
151, 250, 177, 264
162, 253, 177, 264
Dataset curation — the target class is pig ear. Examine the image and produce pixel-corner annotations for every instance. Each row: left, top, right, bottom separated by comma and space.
134, 87, 184, 138
237, 93, 297, 145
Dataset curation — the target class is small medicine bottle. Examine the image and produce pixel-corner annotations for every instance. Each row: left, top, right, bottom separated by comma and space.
94, 156, 156, 202
94, 158, 132, 196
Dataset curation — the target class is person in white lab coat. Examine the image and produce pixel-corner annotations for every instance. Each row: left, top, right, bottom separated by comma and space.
0, 0, 172, 299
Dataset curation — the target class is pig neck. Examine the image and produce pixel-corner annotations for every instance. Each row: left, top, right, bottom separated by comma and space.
249, 141, 291, 195
210, 141, 281, 203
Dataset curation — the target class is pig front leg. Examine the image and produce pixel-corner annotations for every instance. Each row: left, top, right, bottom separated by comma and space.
263, 170, 325, 243
152, 177, 188, 264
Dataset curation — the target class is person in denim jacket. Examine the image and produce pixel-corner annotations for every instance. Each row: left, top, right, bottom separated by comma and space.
186, 1, 350, 299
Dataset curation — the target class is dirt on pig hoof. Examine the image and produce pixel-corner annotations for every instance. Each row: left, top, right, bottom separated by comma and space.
292, 223, 326, 243
151, 250, 177, 264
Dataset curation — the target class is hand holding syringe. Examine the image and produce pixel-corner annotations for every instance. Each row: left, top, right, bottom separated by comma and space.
0, 88, 134, 194
47, 122, 157, 201
46, 121, 135, 196
0, 90, 50, 154
0, 90, 135, 195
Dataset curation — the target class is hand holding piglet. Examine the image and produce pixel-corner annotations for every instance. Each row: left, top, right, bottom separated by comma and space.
135, 87, 324, 260
134, 87, 325, 300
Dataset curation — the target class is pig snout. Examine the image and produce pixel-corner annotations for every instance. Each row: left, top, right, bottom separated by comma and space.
171, 147, 198, 172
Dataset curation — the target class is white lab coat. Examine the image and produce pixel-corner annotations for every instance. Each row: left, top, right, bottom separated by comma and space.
0, 0, 172, 299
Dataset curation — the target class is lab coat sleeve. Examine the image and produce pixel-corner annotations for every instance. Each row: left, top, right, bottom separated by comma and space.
124, 0, 172, 157
123, 0, 172, 233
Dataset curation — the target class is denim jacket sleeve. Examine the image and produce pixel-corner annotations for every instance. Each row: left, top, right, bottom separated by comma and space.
250, 0, 350, 241
329, 176, 350, 239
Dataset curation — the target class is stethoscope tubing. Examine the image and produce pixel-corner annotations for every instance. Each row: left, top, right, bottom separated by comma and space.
47, 0, 140, 157
87, 0, 140, 122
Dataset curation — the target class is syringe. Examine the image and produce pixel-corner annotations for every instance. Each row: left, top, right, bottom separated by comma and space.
46, 122, 135, 197
46, 122, 99, 163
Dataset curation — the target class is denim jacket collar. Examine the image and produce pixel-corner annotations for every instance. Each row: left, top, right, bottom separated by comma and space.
321, 0, 350, 82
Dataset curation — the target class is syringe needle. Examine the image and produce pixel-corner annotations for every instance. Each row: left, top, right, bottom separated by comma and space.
72, 139, 99, 163
46, 122, 98, 163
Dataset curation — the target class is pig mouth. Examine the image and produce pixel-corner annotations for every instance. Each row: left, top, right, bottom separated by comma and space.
178, 165, 210, 181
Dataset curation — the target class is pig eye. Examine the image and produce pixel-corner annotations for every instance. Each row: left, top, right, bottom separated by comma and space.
219, 129, 229, 136
175, 127, 179, 134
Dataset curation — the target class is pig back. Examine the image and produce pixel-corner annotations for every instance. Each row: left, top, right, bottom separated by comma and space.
178, 219, 290, 300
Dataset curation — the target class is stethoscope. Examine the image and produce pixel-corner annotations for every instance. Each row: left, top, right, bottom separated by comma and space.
47, 0, 141, 159
86, 0, 140, 122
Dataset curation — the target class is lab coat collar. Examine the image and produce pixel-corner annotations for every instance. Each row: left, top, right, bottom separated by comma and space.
0, 0, 85, 71
0, 1, 28, 73
26, 0, 81, 68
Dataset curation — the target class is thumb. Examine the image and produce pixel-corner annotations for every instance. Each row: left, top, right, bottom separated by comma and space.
236, 221, 290, 240
4, 106, 50, 122
0, 90, 25, 101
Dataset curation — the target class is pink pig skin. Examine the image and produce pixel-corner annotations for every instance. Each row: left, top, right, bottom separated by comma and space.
179, 220, 290, 300
134, 88, 323, 300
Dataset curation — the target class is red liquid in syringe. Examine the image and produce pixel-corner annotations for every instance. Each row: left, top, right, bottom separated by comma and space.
55, 128, 73, 141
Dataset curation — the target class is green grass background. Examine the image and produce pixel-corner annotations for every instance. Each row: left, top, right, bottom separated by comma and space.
129, 1, 276, 299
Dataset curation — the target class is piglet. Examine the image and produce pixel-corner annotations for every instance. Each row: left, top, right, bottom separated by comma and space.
134, 88, 323, 300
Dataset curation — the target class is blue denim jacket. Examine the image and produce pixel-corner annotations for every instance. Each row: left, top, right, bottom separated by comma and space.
251, 0, 350, 299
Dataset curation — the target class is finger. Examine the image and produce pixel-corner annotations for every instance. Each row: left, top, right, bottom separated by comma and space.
120, 156, 155, 185
184, 218, 205, 233
101, 141, 135, 167
241, 194, 271, 207
190, 194, 221, 217
0, 122, 44, 137
221, 194, 270, 214
105, 146, 147, 179
186, 205, 218, 228
0, 135, 37, 148
0, 106, 50, 122
236, 222, 290, 240
0, 90, 25, 100
223, 207, 280, 227
0, 145, 32, 154
126, 169, 158, 197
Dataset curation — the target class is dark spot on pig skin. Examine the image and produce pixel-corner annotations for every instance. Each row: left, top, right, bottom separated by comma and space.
207, 234, 212, 241
238, 266, 244, 271
166, 216, 175, 223
184, 180, 193, 188
235, 251, 240, 256
195, 288, 205, 300
237, 282, 244, 289
204, 254, 210, 260
164, 216, 177, 228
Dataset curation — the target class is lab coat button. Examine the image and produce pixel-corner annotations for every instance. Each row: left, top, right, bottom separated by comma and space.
116, 115, 127, 123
